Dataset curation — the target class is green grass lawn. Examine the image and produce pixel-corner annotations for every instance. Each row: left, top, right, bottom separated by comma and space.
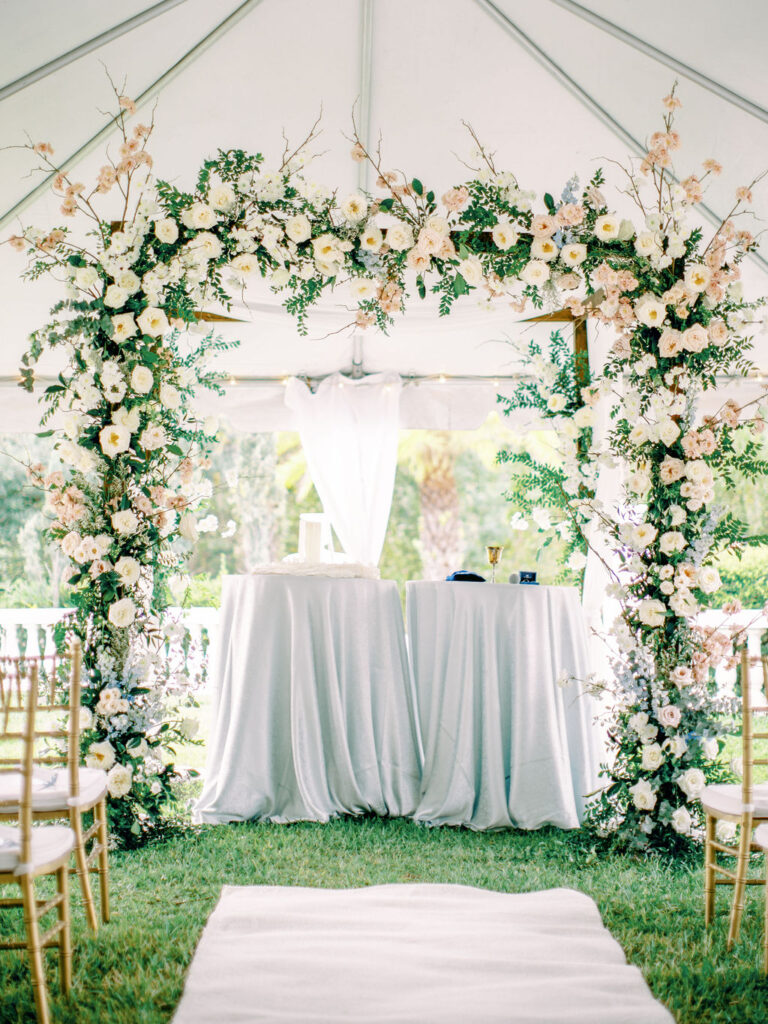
2, 818, 768, 1023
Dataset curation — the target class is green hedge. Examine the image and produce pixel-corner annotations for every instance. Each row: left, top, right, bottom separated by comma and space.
715, 546, 768, 609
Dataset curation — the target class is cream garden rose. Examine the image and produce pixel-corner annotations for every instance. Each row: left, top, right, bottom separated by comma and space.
86, 740, 115, 771
154, 217, 179, 244
107, 763, 134, 798
131, 365, 154, 394
108, 596, 136, 628
115, 556, 141, 585
111, 509, 139, 535
137, 306, 169, 338
286, 214, 312, 243
99, 423, 131, 458
491, 220, 518, 250
629, 778, 656, 811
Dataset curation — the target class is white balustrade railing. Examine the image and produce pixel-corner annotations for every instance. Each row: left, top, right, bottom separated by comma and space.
0, 607, 221, 690
697, 609, 768, 703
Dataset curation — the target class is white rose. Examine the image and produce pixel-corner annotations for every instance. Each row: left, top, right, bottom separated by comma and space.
188, 231, 223, 262
664, 735, 688, 758
671, 806, 692, 834
359, 224, 383, 251
131, 365, 154, 394
634, 232, 660, 258
530, 237, 558, 261
111, 313, 137, 342
75, 266, 100, 289
385, 222, 414, 251
181, 202, 218, 230
154, 218, 179, 244
286, 214, 312, 243
520, 259, 550, 286
716, 820, 737, 843
99, 423, 131, 458
634, 294, 667, 328
112, 406, 140, 433
230, 253, 258, 275
340, 193, 367, 223
179, 716, 200, 740
86, 740, 115, 771
659, 531, 687, 555
349, 278, 379, 302
458, 257, 483, 287
628, 471, 651, 496
573, 405, 595, 429
270, 267, 290, 287
638, 598, 666, 628
684, 263, 712, 292
108, 597, 136, 628
115, 269, 141, 294
641, 743, 664, 771
111, 509, 139, 535
159, 383, 181, 410
178, 513, 198, 542
547, 393, 567, 413
629, 778, 656, 811
628, 422, 650, 446
631, 522, 658, 550
658, 419, 681, 447
103, 284, 128, 308
61, 531, 81, 558
677, 767, 706, 801
139, 424, 168, 451
115, 556, 141, 585
701, 736, 720, 760
658, 704, 682, 728
560, 243, 587, 267
593, 213, 620, 241
208, 183, 236, 212
491, 220, 518, 251
137, 306, 170, 338
106, 763, 133, 798
698, 566, 721, 594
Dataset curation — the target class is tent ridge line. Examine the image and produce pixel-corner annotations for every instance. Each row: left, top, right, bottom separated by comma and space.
356, 0, 375, 193
0, 0, 267, 233
0, 0, 191, 102
546, 0, 768, 125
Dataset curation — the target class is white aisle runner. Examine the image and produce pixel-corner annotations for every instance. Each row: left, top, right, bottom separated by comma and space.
173, 884, 673, 1024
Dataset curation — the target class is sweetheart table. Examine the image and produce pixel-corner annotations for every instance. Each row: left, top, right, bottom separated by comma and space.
407, 582, 600, 831
195, 574, 422, 824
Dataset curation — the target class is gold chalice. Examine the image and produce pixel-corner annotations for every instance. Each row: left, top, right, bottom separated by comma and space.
486, 545, 503, 583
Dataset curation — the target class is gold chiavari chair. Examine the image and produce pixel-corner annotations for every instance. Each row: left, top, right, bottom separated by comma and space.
747, 653, 768, 973
0, 661, 74, 1024
702, 644, 768, 949
0, 644, 110, 931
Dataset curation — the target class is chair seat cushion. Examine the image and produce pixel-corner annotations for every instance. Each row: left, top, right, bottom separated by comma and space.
0, 767, 107, 814
754, 823, 768, 849
701, 783, 768, 818
0, 823, 74, 874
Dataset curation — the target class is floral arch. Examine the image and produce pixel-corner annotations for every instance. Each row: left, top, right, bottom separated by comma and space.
9, 87, 768, 851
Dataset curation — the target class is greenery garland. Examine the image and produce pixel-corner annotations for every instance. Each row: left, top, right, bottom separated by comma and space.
7, 86, 767, 850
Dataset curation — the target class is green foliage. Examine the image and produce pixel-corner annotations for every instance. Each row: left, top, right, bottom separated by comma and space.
3, 819, 768, 1023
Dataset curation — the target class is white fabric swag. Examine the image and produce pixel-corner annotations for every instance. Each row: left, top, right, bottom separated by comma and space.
285, 372, 402, 566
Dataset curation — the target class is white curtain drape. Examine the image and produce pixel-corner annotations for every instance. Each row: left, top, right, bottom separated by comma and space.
285, 372, 402, 566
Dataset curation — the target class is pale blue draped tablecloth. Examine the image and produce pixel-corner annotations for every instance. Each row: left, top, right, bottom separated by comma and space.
195, 575, 423, 824
407, 582, 600, 830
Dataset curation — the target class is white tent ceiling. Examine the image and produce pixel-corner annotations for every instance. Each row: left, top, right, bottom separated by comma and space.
0, 0, 767, 430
